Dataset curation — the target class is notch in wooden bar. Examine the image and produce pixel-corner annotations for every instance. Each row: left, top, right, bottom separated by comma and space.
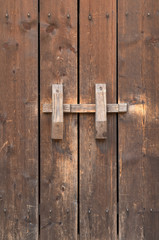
95, 84, 107, 139
52, 84, 63, 139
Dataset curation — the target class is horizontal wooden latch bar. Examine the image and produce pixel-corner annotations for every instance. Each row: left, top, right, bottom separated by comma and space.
43, 84, 128, 139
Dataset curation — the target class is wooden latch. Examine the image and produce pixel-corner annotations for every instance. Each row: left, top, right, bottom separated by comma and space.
43, 84, 128, 139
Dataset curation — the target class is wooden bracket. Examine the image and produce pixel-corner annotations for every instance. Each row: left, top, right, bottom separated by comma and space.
95, 84, 107, 139
43, 84, 128, 140
51, 84, 63, 139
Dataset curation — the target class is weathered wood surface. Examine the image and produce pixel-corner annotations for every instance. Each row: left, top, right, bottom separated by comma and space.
43, 103, 128, 113
0, 1, 38, 239
79, 0, 117, 239
40, 0, 78, 239
95, 84, 107, 139
118, 0, 159, 239
51, 84, 63, 139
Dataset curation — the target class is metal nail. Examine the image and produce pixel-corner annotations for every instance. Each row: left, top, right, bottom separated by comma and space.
5, 13, 9, 18
106, 13, 109, 18
125, 12, 128, 16
106, 209, 109, 213
67, 14, 70, 19
88, 209, 91, 214
27, 12, 30, 18
4, 208, 7, 213
150, 208, 153, 212
48, 13, 51, 18
49, 210, 52, 213
88, 14, 92, 21
147, 13, 151, 16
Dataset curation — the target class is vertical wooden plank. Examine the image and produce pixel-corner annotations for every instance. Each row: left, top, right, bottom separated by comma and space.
0, 1, 38, 239
51, 84, 63, 139
118, 0, 159, 239
80, 0, 117, 239
95, 84, 107, 139
40, 0, 78, 239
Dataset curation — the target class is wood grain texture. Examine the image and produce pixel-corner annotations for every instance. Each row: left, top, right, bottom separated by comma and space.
43, 103, 128, 113
79, 0, 117, 239
95, 84, 107, 139
0, 1, 38, 239
40, 0, 78, 239
52, 84, 63, 139
118, 1, 159, 239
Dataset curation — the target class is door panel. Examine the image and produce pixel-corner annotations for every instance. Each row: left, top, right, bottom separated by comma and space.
0, 1, 38, 239
79, 0, 117, 239
118, 0, 159, 239
40, 0, 78, 239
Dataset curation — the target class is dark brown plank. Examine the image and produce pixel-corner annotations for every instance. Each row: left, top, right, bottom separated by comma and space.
0, 1, 38, 239
40, 0, 78, 239
79, 0, 117, 239
118, 1, 159, 239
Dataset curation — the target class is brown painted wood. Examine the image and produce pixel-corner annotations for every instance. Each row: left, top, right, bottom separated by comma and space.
51, 84, 63, 139
79, 0, 117, 239
95, 84, 107, 139
0, 1, 38, 239
43, 103, 128, 113
118, 1, 159, 239
40, 0, 78, 239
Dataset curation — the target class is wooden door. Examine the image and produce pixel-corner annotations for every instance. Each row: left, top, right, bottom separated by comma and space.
0, 0, 159, 239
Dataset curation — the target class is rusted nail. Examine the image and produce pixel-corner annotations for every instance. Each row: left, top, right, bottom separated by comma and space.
67, 14, 70, 19
88, 14, 92, 21
48, 13, 51, 18
27, 12, 31, 18
106, 13, 109, 18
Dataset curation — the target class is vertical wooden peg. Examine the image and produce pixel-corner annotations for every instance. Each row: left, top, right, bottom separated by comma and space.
52, 84, 63, 139
95, 84, 107, 139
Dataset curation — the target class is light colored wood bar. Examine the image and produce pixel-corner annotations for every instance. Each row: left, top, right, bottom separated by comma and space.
51, 84, 63, 139
95, 84, 107, 139
43, 103, 128, 114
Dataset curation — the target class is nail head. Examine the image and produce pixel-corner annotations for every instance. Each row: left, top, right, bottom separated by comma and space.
106, 13, 109, 18
48, 13, 51, 18
27, 12, 30, 18
88, 15, 92, 21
